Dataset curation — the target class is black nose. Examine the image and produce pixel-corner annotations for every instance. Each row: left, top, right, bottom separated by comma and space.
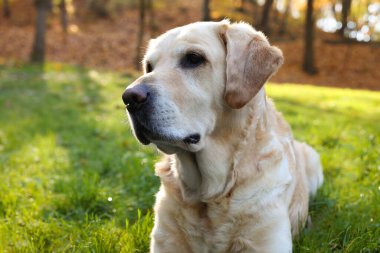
122, 84, 150, 111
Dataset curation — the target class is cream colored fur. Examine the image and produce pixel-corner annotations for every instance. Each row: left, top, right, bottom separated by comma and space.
126, 20, 323, 253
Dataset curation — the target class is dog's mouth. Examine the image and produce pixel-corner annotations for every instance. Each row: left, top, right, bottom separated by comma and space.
129, 114, 201, 147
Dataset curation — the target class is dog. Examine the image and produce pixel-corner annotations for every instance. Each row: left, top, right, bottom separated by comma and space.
122, 20, 323, 253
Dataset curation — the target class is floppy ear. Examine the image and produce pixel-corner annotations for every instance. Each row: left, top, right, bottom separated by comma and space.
224, 23, 284, 109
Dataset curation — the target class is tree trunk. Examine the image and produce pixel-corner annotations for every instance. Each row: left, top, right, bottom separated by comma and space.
203, 0, 211, 21
135, 0, 146, 70
250, 0, 260, 26
3, 0, 10, 18
147, 0, 157, 36
88, 0, 109, 18
259, 0, 274, 35
279, 0, 291, 35
303, 0, 317, 74
331, 0, 337, 20
339, 0, 352, 37
59, 0, 68, 33
236, 0, 246, 12
30, 0, 51, 63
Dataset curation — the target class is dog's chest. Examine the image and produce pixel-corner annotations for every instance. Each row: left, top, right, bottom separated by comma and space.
176, 198, 259, 253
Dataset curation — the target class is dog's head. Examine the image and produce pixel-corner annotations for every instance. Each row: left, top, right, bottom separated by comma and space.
122, 21, 283, 154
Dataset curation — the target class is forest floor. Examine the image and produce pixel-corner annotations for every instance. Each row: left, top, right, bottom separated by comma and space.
0, 0, 379, 90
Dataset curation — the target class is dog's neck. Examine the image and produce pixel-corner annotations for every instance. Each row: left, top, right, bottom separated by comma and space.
174, 90, 268, 203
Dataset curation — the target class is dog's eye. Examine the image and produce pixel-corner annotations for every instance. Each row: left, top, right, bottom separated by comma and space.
146, 62, 153, 73
180, 52, 206, 68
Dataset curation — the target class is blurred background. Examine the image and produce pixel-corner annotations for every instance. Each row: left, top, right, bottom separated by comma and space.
0, 0, 379, 90
1, 1, 380, 251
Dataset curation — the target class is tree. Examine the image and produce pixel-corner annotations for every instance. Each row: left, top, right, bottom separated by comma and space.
339, 0, 352, 37
303, 0, 317, 74
331, 0, 338, 21
249, 0, 260, 26
3, 0, 10, 18
259, 0, 274, 35
135, 0, 146, 70
147, 0, 157, 36
59, 0, 68, 33
236, 0, 246, 12
279, 0, 292, 35
203, 0, 211, 21
30, 0, 52, 63
87, 0, 109, 18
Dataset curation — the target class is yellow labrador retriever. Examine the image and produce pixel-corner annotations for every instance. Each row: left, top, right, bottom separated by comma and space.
122, 20, 323, 253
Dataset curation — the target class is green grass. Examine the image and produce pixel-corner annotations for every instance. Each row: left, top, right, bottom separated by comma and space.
0, 64, 379, 252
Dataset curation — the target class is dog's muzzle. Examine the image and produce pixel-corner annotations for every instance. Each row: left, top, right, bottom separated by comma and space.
122, 84, 201, 148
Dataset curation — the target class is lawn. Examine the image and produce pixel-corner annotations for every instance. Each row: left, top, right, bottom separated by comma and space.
0, 64, 379, 252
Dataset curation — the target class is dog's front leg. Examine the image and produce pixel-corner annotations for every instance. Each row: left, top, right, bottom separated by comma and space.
150, 211, 193, 253
229, 205, 292, 253
150, 188, 199, 253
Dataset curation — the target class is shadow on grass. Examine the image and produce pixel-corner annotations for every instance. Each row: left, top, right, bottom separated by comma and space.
0, 64, 158, 226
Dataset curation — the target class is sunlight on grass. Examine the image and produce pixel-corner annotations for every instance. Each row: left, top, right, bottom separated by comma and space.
0, 65, 379, 252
